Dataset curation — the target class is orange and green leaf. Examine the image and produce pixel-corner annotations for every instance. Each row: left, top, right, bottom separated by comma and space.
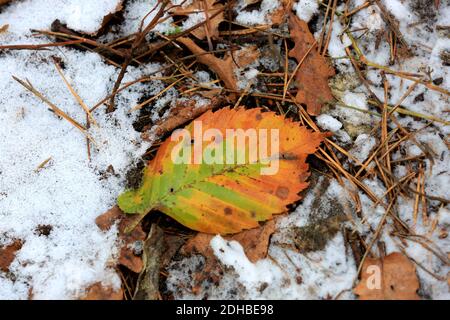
118, 107, 325, 234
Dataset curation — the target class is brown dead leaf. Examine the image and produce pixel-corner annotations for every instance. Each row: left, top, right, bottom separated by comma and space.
178, 37, 260, 91
142, 95, 224, 140
288, 13, 335, 115
171, 0, 224, 40
80, 282, 123, 300
96, 206, 146, 273
0, 24, 9, 33
95, 1, 124, 36
354, 252, 421, 300
180, 220, 276, 292
0, 0, 12, 6
0, 240, 22, 272
233, 45, 260, 68
243, 0, 260, 5
271, 0, 293, 25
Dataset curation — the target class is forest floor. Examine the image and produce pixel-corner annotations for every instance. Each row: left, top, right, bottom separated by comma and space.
0, 0, 449, 299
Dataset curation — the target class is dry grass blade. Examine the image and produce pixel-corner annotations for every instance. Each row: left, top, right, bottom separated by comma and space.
12, 76, 98, 147
130, 76, 187, 112
35, 157, 52, 173
53, 60, 98, 127
0, 39, 87, 50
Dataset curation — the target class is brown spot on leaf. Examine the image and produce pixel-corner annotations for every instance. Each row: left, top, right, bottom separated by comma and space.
281, 153, 298, 160
224, 207, 232, 215
275, 186, 289, 200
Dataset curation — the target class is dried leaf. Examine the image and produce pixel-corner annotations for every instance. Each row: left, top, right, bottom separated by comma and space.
270, 0, 293, 25
288, 13, 335, 115
171, 0, 224, 40
354, 252, 421, 300
142, 95, 224, 140
181, 220, 276, 290
96, 1, 124, 36
0, 24, 9, 33
80, 282, 123, 300
178, 37, 260, 91
118, 107, 325, 234
96, 206, 146, 273
0, 240, 22, 272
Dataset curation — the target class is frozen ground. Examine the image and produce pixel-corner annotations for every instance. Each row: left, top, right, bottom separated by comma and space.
0, 0, 449, 299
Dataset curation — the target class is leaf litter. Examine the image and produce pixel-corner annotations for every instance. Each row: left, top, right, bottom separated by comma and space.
0, 0, 449, 300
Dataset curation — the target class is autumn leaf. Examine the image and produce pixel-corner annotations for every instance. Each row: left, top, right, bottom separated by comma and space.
178, 37, 260, 91
118, 107, 325, 234
288, 13, 335, 115
354, 252, 421, 300
170, 0, 224, 40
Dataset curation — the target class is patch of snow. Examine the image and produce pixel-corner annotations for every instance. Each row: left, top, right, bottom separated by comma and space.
316, 114, 342, 132
0, 0, 122, 35
235, 0, 280, 26
326, 20, 351, 58
120, 0, 174, 35
168, 230, 357, 300
237, 68, 259, 90
293, 0, 319, 23
331, 90, 374, 129
349, 133, 377, 164
0, 2, 168, 298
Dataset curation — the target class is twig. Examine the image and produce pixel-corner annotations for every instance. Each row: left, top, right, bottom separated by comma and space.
108, 0, 170, 112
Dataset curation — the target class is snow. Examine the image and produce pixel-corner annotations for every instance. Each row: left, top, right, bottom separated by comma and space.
0, 0, 122, 34
0, 0, 167, 299
293, 0, 319, 23
209, 232, 356, 300
237, 68, 259, 90
326, 20, 351, 58
316, 114, 342, 132
349, 134, 377, 164
235, 0, 281, 26
366, 7, 384, 32
119, 0, 173, 36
